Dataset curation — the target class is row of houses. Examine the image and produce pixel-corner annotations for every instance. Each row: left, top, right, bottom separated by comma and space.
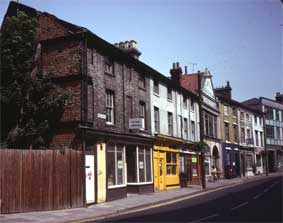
2, 2, 283, 207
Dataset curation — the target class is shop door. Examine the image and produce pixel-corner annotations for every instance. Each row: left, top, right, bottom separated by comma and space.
154, 152, 166, 190
85, 155, 95, 204
186, 158, 192, 182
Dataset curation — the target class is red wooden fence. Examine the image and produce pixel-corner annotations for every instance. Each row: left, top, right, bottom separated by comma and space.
0, 149, 83, 214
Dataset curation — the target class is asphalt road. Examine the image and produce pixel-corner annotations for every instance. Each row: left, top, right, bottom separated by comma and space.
103, 175, 283, 222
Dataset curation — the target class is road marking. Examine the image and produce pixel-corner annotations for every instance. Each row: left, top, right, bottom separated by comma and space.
231, 201, 249, 211
253, 193, 263, 199
70, 175, 282, 223
190, 213, 219, 223
263, 188, 270, 193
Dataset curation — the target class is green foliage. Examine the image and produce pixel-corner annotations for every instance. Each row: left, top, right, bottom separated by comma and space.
194, 141, 210, 154
1, 11, 69, 148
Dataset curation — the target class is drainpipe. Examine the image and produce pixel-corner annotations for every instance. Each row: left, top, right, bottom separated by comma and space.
81, 31, 88, 207
198, 73, 206, 189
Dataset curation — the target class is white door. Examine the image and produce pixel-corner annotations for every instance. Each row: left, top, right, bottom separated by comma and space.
85, 155, 95, 203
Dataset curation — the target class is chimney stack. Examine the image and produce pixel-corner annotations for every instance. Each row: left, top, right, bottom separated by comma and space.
114, 40, 141, 59
275, 92, 283, 104
170, 62, 182, 85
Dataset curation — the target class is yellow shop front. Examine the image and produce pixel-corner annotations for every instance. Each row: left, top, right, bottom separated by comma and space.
153, 135, 182, 191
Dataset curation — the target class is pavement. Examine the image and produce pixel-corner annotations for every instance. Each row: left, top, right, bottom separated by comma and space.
0, 172, 282, 223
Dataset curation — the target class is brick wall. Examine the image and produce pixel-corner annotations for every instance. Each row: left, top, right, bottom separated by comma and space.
87, 48, 151, 135
36, 13, 82, 41
41, 39, 82, 77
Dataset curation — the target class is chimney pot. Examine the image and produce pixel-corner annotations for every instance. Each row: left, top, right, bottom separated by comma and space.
173, 63, 176, 69
124, 41, 130, 49
276, 92, 280, 96
227, 81, 230, 87
185, 66, 187, 74
176, 62, 179, 68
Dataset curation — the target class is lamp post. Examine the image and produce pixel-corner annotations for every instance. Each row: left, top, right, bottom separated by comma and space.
263, 108, 268, 176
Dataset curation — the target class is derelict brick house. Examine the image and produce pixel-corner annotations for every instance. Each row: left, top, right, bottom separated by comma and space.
3, 1, 155, 204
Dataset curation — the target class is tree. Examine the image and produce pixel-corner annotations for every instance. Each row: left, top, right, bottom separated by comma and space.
194, 141, 210, 189
1, 11, 68, 148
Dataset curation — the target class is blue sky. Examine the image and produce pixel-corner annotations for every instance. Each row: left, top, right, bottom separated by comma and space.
1, 0, 282, 101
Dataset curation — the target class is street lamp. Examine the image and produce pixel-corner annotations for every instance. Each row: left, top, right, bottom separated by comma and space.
263, 108, 268, 176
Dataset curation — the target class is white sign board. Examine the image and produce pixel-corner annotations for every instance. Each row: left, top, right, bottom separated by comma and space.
129, 118, 144, 129
139, 161, 144, 169
97, 113, 106, 119
117, 160, 123, 169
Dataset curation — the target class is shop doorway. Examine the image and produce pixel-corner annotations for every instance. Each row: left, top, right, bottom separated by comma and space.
85, 155, 95, 204
153, 151, 166, 190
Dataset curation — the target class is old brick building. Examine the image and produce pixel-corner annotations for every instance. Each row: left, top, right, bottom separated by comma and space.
3, 2, 156, 204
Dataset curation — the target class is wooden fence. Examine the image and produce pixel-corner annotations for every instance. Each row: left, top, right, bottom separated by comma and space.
0, 149, 83, 213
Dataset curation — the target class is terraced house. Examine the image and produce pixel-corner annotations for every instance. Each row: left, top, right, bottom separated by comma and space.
181, 69, 222, 178
150, 63, 200, 190
215, 82, 264, 179
243, 93, 283, 173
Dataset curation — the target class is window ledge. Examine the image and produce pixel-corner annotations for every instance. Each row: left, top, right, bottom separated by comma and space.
167, 99, 173, 102
104, 71, 115, 77
108, 184, 126, 189
106, 123, 116, 127
153, 92, 160, 97
138, 86, 146, 91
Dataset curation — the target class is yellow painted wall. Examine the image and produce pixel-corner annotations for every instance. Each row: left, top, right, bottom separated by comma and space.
97, 143, 106, 203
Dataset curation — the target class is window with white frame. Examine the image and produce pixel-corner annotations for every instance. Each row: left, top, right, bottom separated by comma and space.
167, 88, 173, 101
168, 112, 173, 135
126, 146, 152, 184
139, 101, 146, 129
255, 130, 259, 146
254, 115, 258, 125
154, 107, 160, 133
246, 114, 250, 122
106, 90, 114, 124
153, 80, 159, 95
184, 118, 188, 139
105, 57, 114, 74
107, 144, 125, 187
224, 106, 228, 116
138, 74, 146, 89
240, 112, 244, 121
183, 96, 187, 109
191, 120, 195, 141
191, 99, 195, 111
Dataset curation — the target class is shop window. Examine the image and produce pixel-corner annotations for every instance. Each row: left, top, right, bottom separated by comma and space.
126, 147, 137, 182
226, 151, 231, 165
107, 144, 125, 187
246, 155, 253, 168
166, 152, 177, 175
192, 156, 198, 176
127, 146, 152, 184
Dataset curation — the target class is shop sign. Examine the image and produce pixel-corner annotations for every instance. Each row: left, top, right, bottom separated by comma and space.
192, 157, 197, 163
117, 160, 123, 169
139, 161, 144, 169
129, 118, 144, 129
